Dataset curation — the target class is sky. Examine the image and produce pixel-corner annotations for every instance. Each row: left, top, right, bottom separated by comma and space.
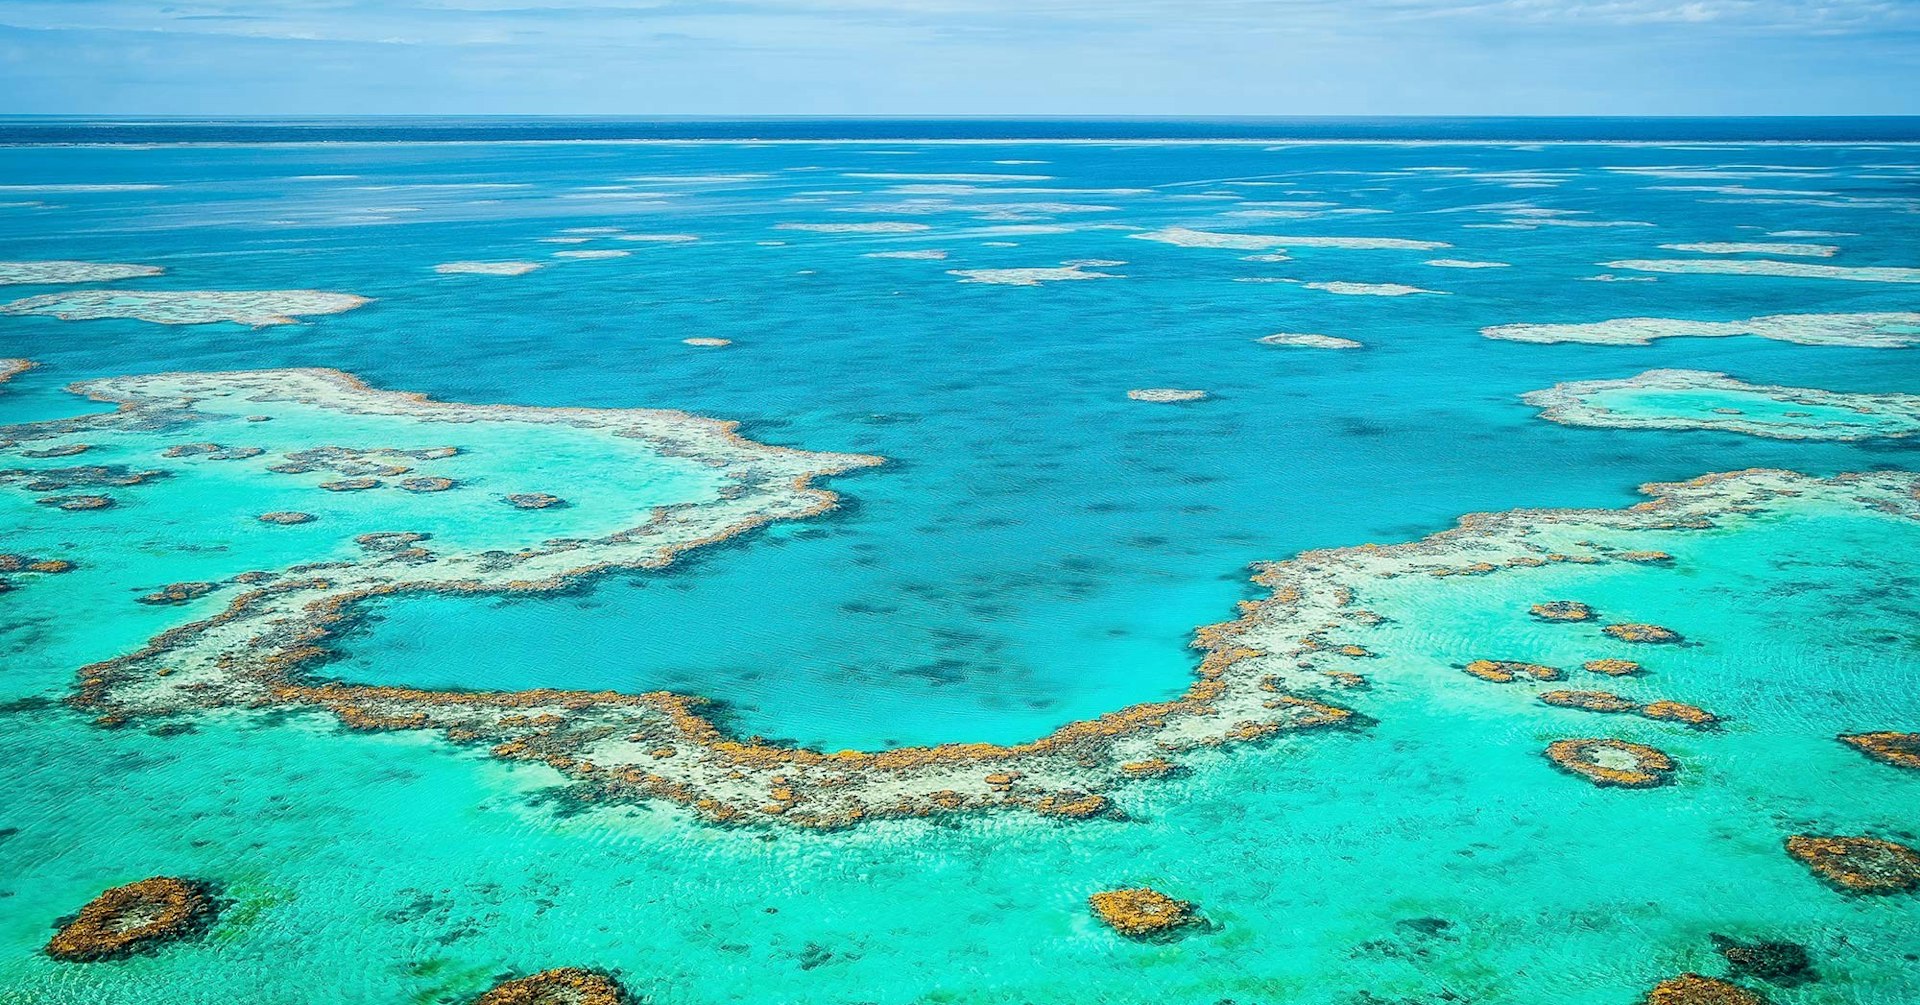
0, 0, 1916, 116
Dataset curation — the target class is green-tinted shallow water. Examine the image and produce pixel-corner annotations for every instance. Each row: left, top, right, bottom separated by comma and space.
1, 128, 1918, 1003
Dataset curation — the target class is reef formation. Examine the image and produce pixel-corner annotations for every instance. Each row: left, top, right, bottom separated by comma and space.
1088, 888, 1195, 937
0, 260, 164, 285
472, 968, 629, 1005
1525, 370, 1920, 441
1785, 835, 1920, 894
44, 877, 218, 962
17, 368, 1918, 834
1482, 311, 1920, 348
1, 290, 371, 327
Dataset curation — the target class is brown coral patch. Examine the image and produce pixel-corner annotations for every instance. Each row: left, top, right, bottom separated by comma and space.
1543, 738, 1675, 788
319, 477, 380, 492
1583, 658, 1643, 677
1120, 758, 1177, 778
1464, 659, 1562, 683
1530, 600, 1595, 622
1540, 690, 1637, 713
22, 443, 91, 458
1784, 835, 1920, 894
506, 492, 566, 509
1838, 731, 1920, 770
1604, 622, 1684, 644
138, 582, 219, 605
1036, 791, 1111, 819
38, 494, 113, 510
44, 876, 217, 962
472, 967, 629, 1005
1644, 974, 1767, 1005
400, 476, 456, 493
1088, 887, 1195, 937
258, 511, 316, 525
1641, 700, 1719, 728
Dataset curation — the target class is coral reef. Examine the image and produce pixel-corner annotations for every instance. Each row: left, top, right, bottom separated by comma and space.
1483, 311, 1920, 348
471, 968, 629, 1005
1604, 623, 1683, 644
0, 260, 164, 285
434, 261, 544, 276
44, 877, 217, 962
1784, 835, 1920, 893
1525, 369, 1920, 441
139, 582, 220, 605
1644, 974, 1768, 1005
1711, 934, 1815, 987
1530, 600, 1595, 622
506, 493, 567, 509
1257, 333, 1362, 349
1088, 888, 1195, 937
1539, 690, 1637, 713
1464, 660, 1561, 683
38, 495, 113, 511
0, 290, 370, 327
1128, 389, 1208, 403
1543, 738, 1676, 788
399, 476, 456, 493
1837, 731, 1920, 770
258, 511, 317, 525
1583, 659, 1643, 677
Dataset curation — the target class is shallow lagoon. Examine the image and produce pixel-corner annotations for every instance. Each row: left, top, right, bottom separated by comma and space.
2, 132, 1919, 1002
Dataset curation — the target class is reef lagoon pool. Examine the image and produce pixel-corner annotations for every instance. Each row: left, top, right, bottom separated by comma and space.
2, 120, 1919, 1004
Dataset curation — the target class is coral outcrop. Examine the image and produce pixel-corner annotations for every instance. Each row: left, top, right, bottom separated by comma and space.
44, 877, 217, 962
1837, 731, 1920, 770
472, 968, 629, 1005
1784, 835, 1920, 893
1543, 738, 1676, 788
1088, 888, 1195, 937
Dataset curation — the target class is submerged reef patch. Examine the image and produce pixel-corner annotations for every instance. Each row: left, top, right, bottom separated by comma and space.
1600, 259, 1920, 284
0, 260, 164, 285
1604, 623, 1684, 644
1482, 312, 1920, 348
1530, 600, 1595, 622
1543, 738, 1676, 788
0, 290, 370, 327
1088, 888, 1195, 937
1784, 835, 1920, 894
1128, 388, 1209, 403
471, 968, 629, 1005
1838, 731, 1920, 770
1257, 333, 1362, 349
44, 877, 218, 962
948, 265, 1119, 285
434, 261, 544, 276
1129, 227, 1449, 251
1660, 242, 1837, 257
1525, 370, 1920, 441
1644, 974, 1768, 1005
1303, 281, 1446, 297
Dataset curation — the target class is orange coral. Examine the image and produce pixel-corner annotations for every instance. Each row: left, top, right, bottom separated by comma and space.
1464, 659, 1562, 683
1644, 973, 1766, 1005
1837, 731, 1920, 770
1530, 600, 1596, 622
44, 877, 217, 962
1641, 700, 1718, 728
1583, 658, 1643, 677
1785, 834, 1920, 894
1604, 623, 1683, 644
1088, 887, 1194, 937
1543, 738, 1675, 788
472, 967, 628, 1005
1540, 690, 1636, 713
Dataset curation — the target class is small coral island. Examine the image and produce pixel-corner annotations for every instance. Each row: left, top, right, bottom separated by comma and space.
44, 877, 218, 962
1088, 887, 1196, 937
472, 968, 630, 1005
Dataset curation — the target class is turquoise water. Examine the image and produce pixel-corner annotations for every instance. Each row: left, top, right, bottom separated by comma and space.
2, 130, 1919, 1002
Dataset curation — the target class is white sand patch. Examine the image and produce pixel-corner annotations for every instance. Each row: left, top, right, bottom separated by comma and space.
1768, 230, 1856, 238
1242, 252, 1293, 263
1304, 282, 1446, 296
1131, 227, 1448, 251
1660, 242, 1838, 258
683, 338, 731, 347
864, 250, 949, 260
0, 184, 166, 193
1482, 311, 1920, 347
776, 222, 932, 234
561, 227, 625, 234
1582, 275, 1659, 282
1425, 259, 1510, 269
551, 250, 631, 259
616, 234, 700, 243
433, 261, 544, 276
1258, 333, 1362, 349
1063, 259, 1126, 268
1601, 259, 1920, 284
948, 265, 1121, 286
538, 237, 592, 244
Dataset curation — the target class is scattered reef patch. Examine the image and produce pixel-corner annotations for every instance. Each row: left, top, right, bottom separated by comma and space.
0, 290, 370, 327
0, 260, 164, 285
1644, 974, 1768, 1005
472, 968, 629, 1005
1785, 835, 1920, 893
1088, 888, 1195, 937
1543, 738, 1676, 788
44, 877, 218, 962
1525, 369, 1920, 441
1482, 312, 1920, 347
1838, 731, 1920, 770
